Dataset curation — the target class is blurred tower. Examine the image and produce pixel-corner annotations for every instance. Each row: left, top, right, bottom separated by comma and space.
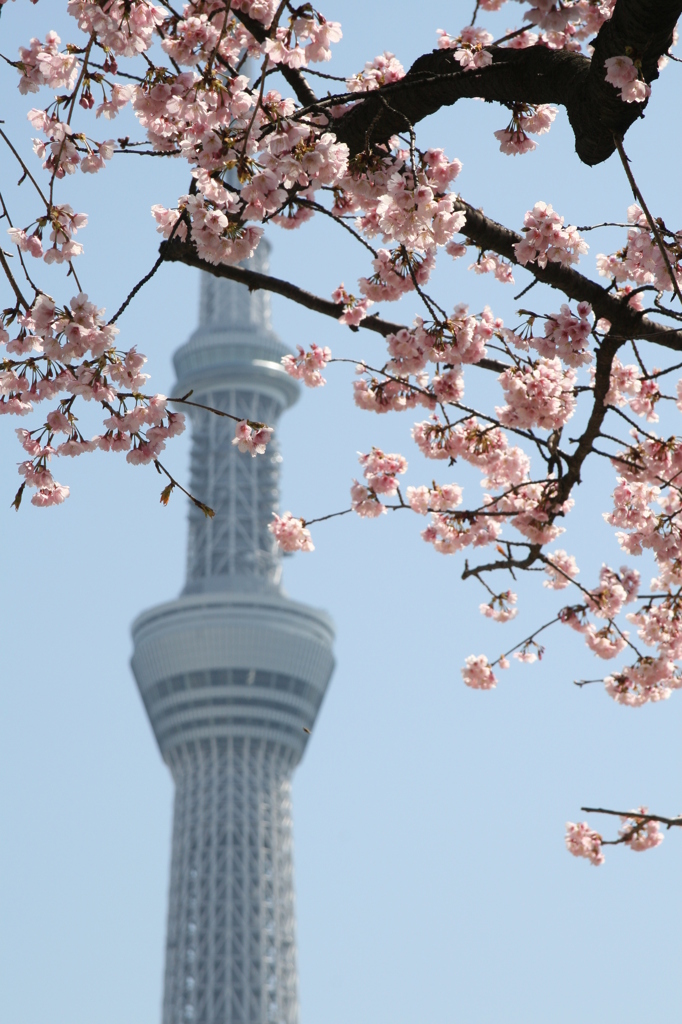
131, 243, 335, 1024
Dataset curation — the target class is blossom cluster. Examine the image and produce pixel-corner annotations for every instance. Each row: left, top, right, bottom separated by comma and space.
9, 201, 88, 265
232, 420, 273, 457
566, 809, 665, 868
496, 358, 577, 430
436, 25, 493, 72
350, 448, 407, 518
604, 55, 651, 104
618, 809, 664, 851
565, 822, 604, 866
282, 344, 332, 388
514, 202, 588, 269
0, 290, 189, 505
493, 104, 558, 156
597, 205, 682, 296
268, 511, 314, 552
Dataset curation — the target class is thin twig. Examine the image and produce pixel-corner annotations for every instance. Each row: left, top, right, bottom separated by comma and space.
614, 135, 682, 306
581, 807, 682, 828
491, 23, 538, 47
170, 394, 248, 424
0, 191, 41, 296
154, 459, 215, 517
576, 221, 632, 231
513, 278, 538, 301
108, 254, 165, 325
490, 614, 561, 668
0, 128, 49, 205
295, 197, 378, 256
303, 507, 353, 526
0, 247, 29, 310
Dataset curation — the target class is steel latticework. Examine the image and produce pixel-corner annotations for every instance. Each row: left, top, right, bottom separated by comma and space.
131, 243, 335, 1024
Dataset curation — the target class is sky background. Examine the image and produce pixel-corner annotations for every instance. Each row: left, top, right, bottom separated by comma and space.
0, 2, 680, 1022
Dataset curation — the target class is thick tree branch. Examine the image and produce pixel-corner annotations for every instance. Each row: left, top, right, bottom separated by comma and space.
161, 193, 682, 354
453, 200, 682, 349
159, 237, 508, 372
331, 0, 682, 165
560, 335, 622, 495
161, 236, 399, 330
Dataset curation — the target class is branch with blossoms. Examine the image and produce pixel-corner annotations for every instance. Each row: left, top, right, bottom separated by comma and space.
2, 0, 682, 865
325, 0, 681, 166
161, 200, 682, 351
565, 807, 681, 866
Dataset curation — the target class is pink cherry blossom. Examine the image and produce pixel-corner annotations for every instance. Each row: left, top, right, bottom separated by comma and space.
618, 809, 665, 851
332, 284, 373, 326
461, 655, 497, 690
565, 822, 605, 866
357, 448, 407, 495
269, 512, 314, 552
232, 420, 273, 457
350, 480, 386, 518
346, 52, 405, 92
422, 511, 502, 554
496, 358, 577, 430
514, 202, 588, 269
406, 483, 463, 514
480, 590, 518, 622
604, 55, 651, 103
596, 205, 681, 294
282, 344, 332, 387
543, 550, 579, 589
531, 302, 593, 366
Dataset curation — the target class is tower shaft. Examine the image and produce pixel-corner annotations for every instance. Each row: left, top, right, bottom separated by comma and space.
163, 737, 296, 1024
131, 247, 334, 1024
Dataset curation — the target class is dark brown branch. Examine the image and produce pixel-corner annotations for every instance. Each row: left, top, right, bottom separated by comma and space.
0, 246, 29, 310
109, 254, 165, 325
159, 236, 508, 372
331, 0, 682, 166
454, 200, 682, 351
161, 194, 682, 356
462, 543, 541, 580
582, 807, 682, 828
160, 235, 395, 326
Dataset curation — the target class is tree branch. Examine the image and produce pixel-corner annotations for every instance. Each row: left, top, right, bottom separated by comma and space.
161, 193, 682, 354
582, 807, 682, 828
159, 236, 509, 371
455, 199, 682, 350
331, 0, 682, 166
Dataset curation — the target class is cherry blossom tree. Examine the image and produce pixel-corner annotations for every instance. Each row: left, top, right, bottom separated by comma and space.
1, 0, 681, 862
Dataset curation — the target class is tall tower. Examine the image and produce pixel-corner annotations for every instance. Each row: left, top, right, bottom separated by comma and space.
131, 244, 335, 1024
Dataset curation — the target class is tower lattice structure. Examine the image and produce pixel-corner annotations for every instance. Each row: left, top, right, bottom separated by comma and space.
131, 244, 335, 1024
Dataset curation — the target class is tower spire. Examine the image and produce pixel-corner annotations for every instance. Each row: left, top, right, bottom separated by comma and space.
174, 242, 298, 595
131, 248, 334, 1024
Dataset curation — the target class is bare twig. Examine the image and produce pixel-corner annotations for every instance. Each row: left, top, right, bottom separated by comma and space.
0, 247, 29, 310
154, 459, 214, 517
109, 254, 165, 325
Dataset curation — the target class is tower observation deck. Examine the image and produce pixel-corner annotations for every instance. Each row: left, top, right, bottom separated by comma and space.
131, 243, 335, 1024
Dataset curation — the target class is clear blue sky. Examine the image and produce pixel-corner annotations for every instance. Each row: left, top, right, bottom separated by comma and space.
0, 3, 680, 1022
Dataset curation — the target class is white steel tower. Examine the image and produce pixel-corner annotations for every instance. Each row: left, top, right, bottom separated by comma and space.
131, 245, 335, 1024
